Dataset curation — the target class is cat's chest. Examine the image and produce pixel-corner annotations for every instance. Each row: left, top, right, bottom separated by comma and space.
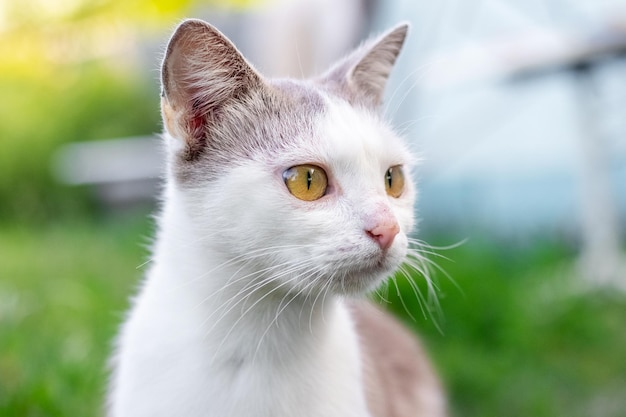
209, 310, 371, 417
126, 279, 372, 417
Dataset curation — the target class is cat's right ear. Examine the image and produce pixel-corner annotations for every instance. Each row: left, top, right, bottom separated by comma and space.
320, 23, 409, 109
160, 19, 262, 159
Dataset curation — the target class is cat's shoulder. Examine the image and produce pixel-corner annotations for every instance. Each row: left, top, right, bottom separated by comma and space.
346, 300, 425, 372
346, 300, 447, 417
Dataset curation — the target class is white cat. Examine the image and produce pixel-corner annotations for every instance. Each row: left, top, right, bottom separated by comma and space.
107, 19, 446, 417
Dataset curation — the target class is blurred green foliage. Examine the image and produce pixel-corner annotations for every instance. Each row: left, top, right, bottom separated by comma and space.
0, 67, 159, 223
0, 0, 267, 224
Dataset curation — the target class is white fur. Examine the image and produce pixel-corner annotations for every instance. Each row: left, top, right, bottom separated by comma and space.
108, 93, 415, 416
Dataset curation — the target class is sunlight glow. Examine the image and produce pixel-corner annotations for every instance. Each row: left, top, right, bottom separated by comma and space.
32, 0, 84, 20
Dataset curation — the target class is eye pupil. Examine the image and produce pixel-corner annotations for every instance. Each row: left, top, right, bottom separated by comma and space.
307, 169, 312, 190
385, 165, 404, 198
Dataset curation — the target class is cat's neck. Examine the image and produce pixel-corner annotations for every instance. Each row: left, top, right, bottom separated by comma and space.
150, 187, 341, 364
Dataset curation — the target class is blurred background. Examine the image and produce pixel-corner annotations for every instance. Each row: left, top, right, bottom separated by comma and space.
1, 0, 625, 416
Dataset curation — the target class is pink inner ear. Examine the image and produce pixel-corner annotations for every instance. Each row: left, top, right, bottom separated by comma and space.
185, 98, 210, 156
178, 105, 208, 159
189, 112, 205, 139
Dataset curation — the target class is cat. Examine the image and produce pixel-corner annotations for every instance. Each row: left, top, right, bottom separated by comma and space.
107, 18, 447, 417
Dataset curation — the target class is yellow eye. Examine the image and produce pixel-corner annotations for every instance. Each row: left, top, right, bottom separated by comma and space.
385, 165, 404, 198
283, 165, 328, 201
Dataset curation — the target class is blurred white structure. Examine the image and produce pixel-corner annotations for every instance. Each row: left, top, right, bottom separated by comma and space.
53, 136, 162, 207
241, 0, 368, 78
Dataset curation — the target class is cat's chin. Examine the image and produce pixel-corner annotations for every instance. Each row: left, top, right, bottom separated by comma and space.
323, 244, 406, 295
327, 257, 402, 296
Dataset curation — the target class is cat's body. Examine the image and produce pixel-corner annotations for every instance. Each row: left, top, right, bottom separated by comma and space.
108, 19, 446, 417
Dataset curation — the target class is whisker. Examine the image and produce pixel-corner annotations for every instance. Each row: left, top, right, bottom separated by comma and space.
196, 259, 312, 334
389, 274, 417, 322
407, 249, 464, 297
373, 283, 392, 304
178, 243, 320, 289
309, 272, 335, 333
380, 235, 466, 332
402, 253, 445, 331
191, 245, 323, 311
209, 267, 318, 363
252, 268, 324, 362
398, 264, 428, 320
203, 252, 330, 357
408, 237, 468, 252
203, 259, 317, 334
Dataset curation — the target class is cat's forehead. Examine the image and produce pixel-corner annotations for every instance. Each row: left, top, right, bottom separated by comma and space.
318, 98, 408, 166
269, 80, 409, 167
270, 79, 326, 113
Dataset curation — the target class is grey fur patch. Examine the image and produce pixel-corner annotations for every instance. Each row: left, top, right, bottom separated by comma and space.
172, 79, 327, 187
348, 301, 447, 417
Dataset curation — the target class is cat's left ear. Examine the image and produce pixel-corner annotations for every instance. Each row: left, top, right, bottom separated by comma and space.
320, 23, 409, 109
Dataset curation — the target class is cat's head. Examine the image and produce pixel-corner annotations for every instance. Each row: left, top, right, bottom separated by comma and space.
160, 19, 415, 296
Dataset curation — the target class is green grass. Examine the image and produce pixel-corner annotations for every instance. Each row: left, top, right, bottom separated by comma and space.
1, 217, 625, 416
0, 216, 152, 416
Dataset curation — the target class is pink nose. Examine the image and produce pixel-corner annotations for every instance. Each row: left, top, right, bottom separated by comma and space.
366, 222, 400, 250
